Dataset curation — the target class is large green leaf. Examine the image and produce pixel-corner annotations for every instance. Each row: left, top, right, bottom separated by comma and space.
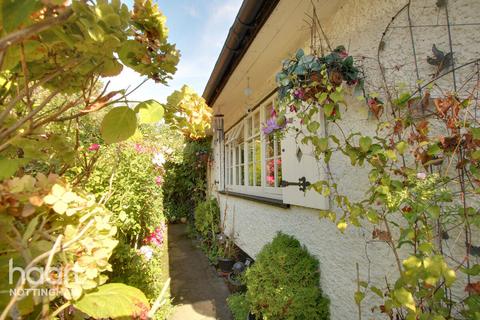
0, 157, 27, 180
73, 283, 150, 319
100, 107, 137, 144
2, 0, 42, 32
135, 99, 164, 124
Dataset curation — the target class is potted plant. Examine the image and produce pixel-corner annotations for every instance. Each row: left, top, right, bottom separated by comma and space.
217, 233, 237, 273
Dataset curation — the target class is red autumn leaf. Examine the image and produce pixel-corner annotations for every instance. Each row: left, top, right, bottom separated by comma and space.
372, 228, 392, 242
81, 91, 122, 114
465, 282, 480, 294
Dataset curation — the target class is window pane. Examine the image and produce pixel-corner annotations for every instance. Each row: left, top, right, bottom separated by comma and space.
248, 163, 254, 185
248, 142, 254, 163
276, 158, 282, 187
230, 167, 233, 185
240, 143, 245, 164
247, 117, 252, 137
266, 159, 275, 187
254, 139, 261, 186
266, 135, 274, 158
240, 164, 245, 185
235, 166, 239, 185
254, 112, 260, 135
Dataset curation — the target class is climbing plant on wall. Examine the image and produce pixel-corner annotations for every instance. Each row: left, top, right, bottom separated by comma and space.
267, 2, 480, 318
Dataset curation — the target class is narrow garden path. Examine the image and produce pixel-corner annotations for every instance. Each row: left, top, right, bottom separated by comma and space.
168, 224, 233, 320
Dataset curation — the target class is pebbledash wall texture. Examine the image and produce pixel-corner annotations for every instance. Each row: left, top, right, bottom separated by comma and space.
208, 0, 480, 319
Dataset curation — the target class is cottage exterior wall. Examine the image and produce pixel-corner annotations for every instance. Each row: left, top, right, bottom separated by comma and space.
208, 0, 480, 318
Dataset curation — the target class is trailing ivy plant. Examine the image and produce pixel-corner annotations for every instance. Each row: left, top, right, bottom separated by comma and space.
271, 46, 480, 319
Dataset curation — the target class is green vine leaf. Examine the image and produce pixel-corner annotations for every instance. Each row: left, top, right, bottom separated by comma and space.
359, 137, 372, 152
396, 141, 408, 155
354, 291, 365, 305
307, 121, 320, 133
394, 287, 416, 312
135, 100, 164, 124
73, 283, 150, 319
100, 107, 137, 144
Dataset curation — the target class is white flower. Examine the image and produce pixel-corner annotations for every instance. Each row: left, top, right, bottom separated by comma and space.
416, 172, 427, 180
152, 153, 166, 167
139, 245, 154, 261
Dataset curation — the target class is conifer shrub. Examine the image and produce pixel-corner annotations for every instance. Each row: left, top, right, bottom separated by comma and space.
245, 232, 330, 319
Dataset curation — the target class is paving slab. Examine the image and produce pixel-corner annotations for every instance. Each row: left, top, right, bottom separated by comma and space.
168, 224, 232, 320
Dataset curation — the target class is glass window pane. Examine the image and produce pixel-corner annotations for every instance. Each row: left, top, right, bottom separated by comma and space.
276, 158, 282, 187
266, 159, 275, 187
266, 135, 274, 158
248, 142, 254, 163
240, 143, 245, 164
240, 164, 245, 185
254, 112, 260, 135
235, 166, 239, 185
254, 138, 261, 163
254, 138, 261, 186
248, 163, 254, 186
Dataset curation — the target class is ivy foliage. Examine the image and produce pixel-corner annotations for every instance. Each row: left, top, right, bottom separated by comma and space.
245, 232, 330, 320
163, 137, 211, 221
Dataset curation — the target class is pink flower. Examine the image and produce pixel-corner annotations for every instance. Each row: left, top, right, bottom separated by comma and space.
134, 143, 145, 153
266, 175, 275, 185
88, 144, 100, 151
155, 176, 163, 186
416, 172, 427, 180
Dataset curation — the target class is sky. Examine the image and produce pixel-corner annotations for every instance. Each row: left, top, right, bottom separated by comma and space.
106, 0, 243, 103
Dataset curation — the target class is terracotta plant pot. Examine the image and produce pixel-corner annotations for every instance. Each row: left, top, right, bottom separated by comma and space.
218, 257, 235, 273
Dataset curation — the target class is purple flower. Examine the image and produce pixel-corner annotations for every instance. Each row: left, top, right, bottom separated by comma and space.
293, 88, 305, 100
262, 117, 281, 135
88, 144, 100, 151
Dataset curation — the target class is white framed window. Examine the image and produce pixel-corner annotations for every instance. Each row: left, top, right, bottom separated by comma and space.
224, 100, 282, 200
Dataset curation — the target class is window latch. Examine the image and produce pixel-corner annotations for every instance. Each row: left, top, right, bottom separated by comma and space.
280, 176, 310, 192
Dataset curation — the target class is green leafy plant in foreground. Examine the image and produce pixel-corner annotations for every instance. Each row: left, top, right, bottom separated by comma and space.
227, 293, 250, 320
0, 174, 149, 319
245, 232, 330, 320
194, 198, 220, 239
